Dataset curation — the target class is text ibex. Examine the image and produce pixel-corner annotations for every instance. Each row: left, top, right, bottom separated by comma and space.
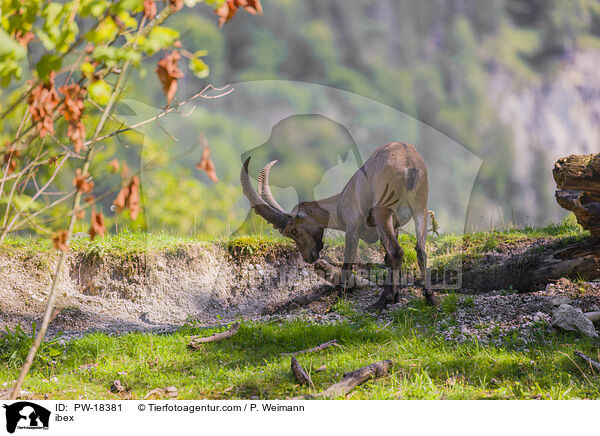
241, 142, 436, 308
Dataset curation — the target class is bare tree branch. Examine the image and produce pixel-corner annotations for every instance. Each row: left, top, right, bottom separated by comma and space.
188, 322, 241, 348
83, 84, 233, 147
281, 339, 340, 356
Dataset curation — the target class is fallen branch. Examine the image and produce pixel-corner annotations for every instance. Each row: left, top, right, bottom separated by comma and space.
188, 322, 240, 348
281, 339, 340, 356
574, 351, 600, 371
294, 360, 393, 399
459, 237, 600, 292
291, 357, 314, 389
313, 259, 377, 289
584, 311, 600, 323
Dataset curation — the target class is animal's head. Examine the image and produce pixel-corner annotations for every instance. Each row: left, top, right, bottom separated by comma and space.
241, 158, 328, 263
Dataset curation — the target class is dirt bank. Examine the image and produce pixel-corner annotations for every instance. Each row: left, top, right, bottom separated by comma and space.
1, 236, 598, 343
0, 242, 337, 336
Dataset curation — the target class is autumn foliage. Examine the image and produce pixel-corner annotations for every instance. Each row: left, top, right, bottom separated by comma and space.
215, 0, 263, 27
51, 229, 70, 252
196, 146, 218, 183
1, 0, 264, 249
59, 84, 87, 153
156, 51, 184, 105
28, 72, 60, 138
113, 175, 141, 220
89, 210, 106, 240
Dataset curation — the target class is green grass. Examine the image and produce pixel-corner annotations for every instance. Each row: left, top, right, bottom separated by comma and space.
1, 213, 588, 262
1, 310, 598, 400
1, 231, 293, 260
222, 234, 293, 261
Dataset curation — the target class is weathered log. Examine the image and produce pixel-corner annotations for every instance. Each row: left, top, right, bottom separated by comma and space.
188, 322, 240, 348
293, 360, 393, 399
556, 190, 600, 237
281, 339, 340, 356
574, 351, 600, 371
554, 153, 600, 237
460, 237, 600, 292
290, 357, 314, 388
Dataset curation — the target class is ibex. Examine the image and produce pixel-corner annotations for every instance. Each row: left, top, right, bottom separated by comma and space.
240, 142, 436, 308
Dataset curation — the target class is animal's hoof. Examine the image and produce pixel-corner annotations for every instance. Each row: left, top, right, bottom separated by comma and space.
424, 291, 438, 306
368, 300, 387, 312
370, 288, 396, 311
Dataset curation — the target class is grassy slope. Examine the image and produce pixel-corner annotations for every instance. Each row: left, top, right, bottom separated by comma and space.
0, 300, 598, 400
0, 219, 597, 400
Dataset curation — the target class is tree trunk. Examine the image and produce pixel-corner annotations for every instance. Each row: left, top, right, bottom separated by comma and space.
460, 237, 600, 292
459, 153, 600, 292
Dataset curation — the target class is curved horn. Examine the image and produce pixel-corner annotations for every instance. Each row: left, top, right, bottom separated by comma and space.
258, 160, 286, 213
240, 157, 288, 230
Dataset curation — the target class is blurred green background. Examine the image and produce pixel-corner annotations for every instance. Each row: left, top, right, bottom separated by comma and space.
12, 0, 600, 237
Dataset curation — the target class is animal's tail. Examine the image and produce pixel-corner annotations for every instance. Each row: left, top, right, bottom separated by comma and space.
428, 210, 440, 236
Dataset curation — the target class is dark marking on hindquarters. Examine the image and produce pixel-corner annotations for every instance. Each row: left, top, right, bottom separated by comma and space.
406, 168, 420, 192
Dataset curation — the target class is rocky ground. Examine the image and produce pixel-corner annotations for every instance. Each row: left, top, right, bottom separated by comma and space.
243, 277, 600, 349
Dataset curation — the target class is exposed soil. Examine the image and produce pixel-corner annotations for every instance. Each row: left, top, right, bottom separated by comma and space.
0, 240, 598, 343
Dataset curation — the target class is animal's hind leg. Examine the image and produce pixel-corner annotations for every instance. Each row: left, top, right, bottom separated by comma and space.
339, 228, 359, 299
370, 207, 404, 310
413, 207, 437, 306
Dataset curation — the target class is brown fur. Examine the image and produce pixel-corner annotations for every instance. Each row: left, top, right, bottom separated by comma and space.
241, 142, 436, 308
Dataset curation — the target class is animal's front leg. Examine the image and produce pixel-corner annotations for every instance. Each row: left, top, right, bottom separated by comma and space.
339, 229, 359, 299
413, 207, 437, 306
369, 207, 404, 310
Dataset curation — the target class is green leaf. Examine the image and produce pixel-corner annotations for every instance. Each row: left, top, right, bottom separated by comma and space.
36, 54, 62, 81
41, 2, 64, 28
87, 16, 119, 44
117, 11, 138, 29
35, 29, 56, 51
80, 0, 110, 17
0, 29, 26, 87
189, 57, 209, 79
92, 46, 142, 68
0, 29, 26, 59
110, 0, 144, 15
88, 79, 112, 105
194, 49, 208, 57
0, 60, 22, 88
140, 27, 180, 55
80, 62, 95, 77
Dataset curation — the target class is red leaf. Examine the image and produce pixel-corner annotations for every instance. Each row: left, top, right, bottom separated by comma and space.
143, 0, 157, 20
73, 168, 94, 193
214, 0, 262, 27
15, 31, 35, 47
89, 210, 106, 240
196, 146, 218, 183
52, 230, 70, 252
28, 72, 60, 137
156, 51, 184, 104
169, 0, 183, 12
112, 176, 141, 220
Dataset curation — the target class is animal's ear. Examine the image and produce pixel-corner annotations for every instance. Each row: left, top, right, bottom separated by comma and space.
304, 203, 329, 226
